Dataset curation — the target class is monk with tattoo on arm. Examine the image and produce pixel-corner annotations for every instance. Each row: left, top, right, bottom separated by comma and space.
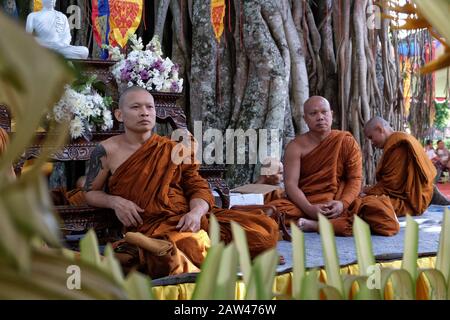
84, 86, 278, 278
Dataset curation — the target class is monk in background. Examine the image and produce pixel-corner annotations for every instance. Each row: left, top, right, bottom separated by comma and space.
84, 87, 278, 278
267, 96, 399, 236
363, 117, 438, 216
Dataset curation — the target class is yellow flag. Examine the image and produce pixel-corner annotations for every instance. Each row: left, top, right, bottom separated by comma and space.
33, 0, 43, 12
211, 0, 226, 43
109, 0, 143, 48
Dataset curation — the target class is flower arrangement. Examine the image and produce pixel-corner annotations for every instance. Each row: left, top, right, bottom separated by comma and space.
104, 35, 183, 93
48, 76, 114, 140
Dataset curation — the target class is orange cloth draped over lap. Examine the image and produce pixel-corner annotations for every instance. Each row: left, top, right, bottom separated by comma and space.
0, 127, 8, 154
365, 132, 436, 217
268, 130, 399, 236
108, 134, 278, 277
264, 189, 286, 203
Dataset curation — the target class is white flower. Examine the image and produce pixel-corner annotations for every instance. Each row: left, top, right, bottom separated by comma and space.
101, 110, 114, 131
92, 94, 103, 106
106, 46, 125, 61
70, 117, 84, 139
50, 84, 113, 139
130, 34, 144, 51
108, 36, 183, 93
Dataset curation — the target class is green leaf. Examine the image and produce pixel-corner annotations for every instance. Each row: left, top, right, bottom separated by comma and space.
318, 214, 344, 295
291, 222, 306, 299
124, 272, 153, 300
0, 201, 30, 271
61, 248, 76, 261
79, 230, 102, 267
103, 244, 125, 285
245, 249, 278, 300
209, 214, 221, 246
2, 174, 62, 247
402, 215, 419, 283
419, 269, 448, 300
380, 268, 415, 300
300, 269, 320, 300
353, 216, 375, 276
215, 243, 239, 300
318, 283, 343, 300
231, 222, 252, 286
343, 275, 381, 300
436, 208, 450, 282
192, 243, 224, 300
0, 247, 128, 299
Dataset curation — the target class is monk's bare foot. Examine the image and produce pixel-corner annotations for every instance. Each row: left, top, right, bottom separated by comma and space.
298, 218, 319, 232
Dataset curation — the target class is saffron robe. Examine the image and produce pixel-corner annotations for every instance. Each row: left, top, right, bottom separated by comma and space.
108, 134, 278, 277
0, 127, 8, 154
365, 132, 436, 216
268, 130, 399, 236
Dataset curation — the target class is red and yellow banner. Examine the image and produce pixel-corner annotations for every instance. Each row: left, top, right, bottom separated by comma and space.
211, 0, 226, 43
109, 0, 143, 48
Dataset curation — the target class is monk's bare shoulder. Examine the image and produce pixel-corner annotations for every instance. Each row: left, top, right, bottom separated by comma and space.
84, 135, 123, 191
286, 134, 309, 157
99, 135, 123, 155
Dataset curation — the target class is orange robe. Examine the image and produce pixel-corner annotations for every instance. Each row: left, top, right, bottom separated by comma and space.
0, 127, 8, 154
365, 132, 436, 216
108, 134, 278, 277
268, 130, 399, 236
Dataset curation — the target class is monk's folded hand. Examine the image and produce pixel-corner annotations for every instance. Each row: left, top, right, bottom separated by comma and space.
322, 200, 343, 219
305, 204, 329, 219
111, 196, 144, 227
176, 210, 204, 233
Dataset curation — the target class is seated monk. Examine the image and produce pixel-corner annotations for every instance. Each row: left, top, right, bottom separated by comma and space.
362, 117, 439, 216
0, 127, 16, 180
84, 86, 278, 278
267, 96, 399, 236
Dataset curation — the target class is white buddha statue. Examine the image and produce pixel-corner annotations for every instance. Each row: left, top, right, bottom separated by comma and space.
25, 0, 89, 59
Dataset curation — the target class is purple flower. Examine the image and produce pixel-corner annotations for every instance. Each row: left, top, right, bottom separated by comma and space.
151, 59, 165, 73
125, 59, 136, 71
121, 68, 132, 82
171, 64, 180, 73
140, 69, 150, 81
170, 81, 180, 92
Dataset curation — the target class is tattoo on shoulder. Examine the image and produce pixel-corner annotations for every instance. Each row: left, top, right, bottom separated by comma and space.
84, 144, 107, 191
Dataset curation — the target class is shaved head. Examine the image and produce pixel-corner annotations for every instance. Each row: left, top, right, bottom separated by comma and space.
114, 86, 156, 134
364, 116, 394, 149
304, 96, 331, 113
118, 86, 152, 110
302, 96, 333, 134
364, 116, 391, 133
